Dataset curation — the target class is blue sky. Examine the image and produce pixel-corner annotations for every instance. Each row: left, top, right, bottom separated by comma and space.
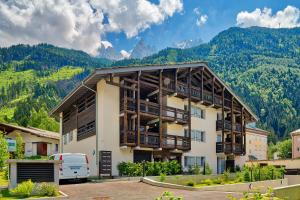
105, 0, 300, 52
0, 0, 299, 56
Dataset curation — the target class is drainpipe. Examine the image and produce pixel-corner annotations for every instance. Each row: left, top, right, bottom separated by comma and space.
81, 82, 98, 176
59, 112, 63, 153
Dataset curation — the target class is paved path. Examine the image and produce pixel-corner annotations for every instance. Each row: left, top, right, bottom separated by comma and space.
60, 180, 241, 200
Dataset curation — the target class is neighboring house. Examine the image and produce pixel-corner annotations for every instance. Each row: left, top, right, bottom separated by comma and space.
0, 122, 59, 157
51, 62, 258, 176
291, 129, 300, 159
236, 127, 269, 167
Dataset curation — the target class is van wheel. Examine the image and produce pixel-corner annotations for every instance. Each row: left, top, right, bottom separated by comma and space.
81, 178, 88, 183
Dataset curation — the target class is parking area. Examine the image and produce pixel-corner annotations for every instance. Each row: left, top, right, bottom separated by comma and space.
60, 180, 241, 200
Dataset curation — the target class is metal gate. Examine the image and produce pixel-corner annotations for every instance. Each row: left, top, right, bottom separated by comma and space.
99, 151, 112, 177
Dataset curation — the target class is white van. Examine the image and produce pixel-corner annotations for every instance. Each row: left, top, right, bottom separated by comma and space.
50, 153, 90, 181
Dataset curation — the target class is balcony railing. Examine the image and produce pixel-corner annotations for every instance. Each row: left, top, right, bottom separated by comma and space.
140, 131, 160, 148
216, 142, 232, 154
140, 100, 159, 116
216, 142, 244, 154
216, 120, 242, 132
176, 81, 189, 95
162, 135, 190, 150
214, 95, 222, 106
162, 107, 189, 124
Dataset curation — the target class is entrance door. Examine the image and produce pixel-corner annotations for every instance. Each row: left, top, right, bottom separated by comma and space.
225, 160, 235, 172
37, 142, 47, 156
133, 150, 152, 163
99, 151, 112, 177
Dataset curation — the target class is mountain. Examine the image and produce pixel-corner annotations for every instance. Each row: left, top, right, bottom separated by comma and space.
130, 39, 156, 59
0, 44, 111, 131
172, 38, 203, 49
114, 27, 300, 139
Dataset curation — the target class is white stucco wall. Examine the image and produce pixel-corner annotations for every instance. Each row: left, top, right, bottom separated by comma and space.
97, 79, 133, 176
62, 130, 97, 176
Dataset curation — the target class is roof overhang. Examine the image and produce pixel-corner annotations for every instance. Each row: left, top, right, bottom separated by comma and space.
50, 62, 258, 121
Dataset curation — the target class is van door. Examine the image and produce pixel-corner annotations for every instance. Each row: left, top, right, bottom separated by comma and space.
62, 154, 88, 179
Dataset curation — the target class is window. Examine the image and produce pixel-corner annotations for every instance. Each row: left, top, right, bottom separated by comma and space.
63, 134, 67, 145
55, 144, 59, 153
190, 130, 206, 142
69, 131, 73, 142
184, 156, 205, 167
191, 106, 205, 119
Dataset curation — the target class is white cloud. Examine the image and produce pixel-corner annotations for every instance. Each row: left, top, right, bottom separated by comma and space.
196, 15, 208, 27
101, 41, 113, 49
120, 50, 131, 59
0, 0, 183, 55
193, 7, 208, 27
91, 0, 183, 38
236, 5, 300, 28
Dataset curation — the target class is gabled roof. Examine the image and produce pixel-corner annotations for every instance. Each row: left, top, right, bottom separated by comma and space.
0, 122, 59, 140
50, 62, 258, 121
291, 128, 300, 136
246, 127, 269, 136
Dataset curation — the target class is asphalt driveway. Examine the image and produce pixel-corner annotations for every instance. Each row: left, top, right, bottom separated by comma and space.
60, 180, 241, 200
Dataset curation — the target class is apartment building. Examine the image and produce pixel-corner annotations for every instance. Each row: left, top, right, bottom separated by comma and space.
235, 127, 269, 167
51, 63, 257, 176
291, 128, 300, 159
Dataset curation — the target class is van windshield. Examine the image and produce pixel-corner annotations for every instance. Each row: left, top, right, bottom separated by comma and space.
63, 155, 86, 163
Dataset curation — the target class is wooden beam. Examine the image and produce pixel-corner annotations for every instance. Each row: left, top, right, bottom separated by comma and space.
188, 68, 192, 150
231, 96, 234, 154
147, 89, 159, 97
212, 77, 215, 105
241, 107, 245, 155
201, 68, 204, 101
137, 71, 141, 147
222, 87, 225, 152
124, 90, 128, 144
175, 68, 178, 92
159, 70, 163, 148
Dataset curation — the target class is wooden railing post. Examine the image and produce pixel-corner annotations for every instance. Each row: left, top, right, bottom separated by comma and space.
222, 87, 225, 152
137, 71, 141, 147
159, 70, 163, 148
231, 96, 234, 154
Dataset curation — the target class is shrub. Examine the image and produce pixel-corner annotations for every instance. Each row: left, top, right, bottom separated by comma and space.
212, 178, 222, 184
35, 182, 59, 197
235, 171, 244, 183
186, 180, 195, 187
156, 191, 182, 200
11, 180, 34, 198
222, 169, 231, 182
15, 132, 24, 159
159, 173, 166, 182
243, 169, 251, 182
0, 131, 9, 170
117, 161, 181, 177
202, 179, 213, 186
203, 163, 212, 175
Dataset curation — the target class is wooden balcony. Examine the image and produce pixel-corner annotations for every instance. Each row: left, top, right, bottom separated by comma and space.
216, 142, 244, 155
216, 120, 242, 133
120, 130, 190, 151
162, 135, 190, 151
120, 130, 160, 148
162, 107, 189, 124
216, 142, 232, 154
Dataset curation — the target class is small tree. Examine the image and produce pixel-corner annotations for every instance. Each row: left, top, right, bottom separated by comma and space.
0, 131, 9, 170
16, 132, 24, 159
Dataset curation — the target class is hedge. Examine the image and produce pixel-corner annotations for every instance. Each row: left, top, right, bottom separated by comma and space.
117, 160, 181, 176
